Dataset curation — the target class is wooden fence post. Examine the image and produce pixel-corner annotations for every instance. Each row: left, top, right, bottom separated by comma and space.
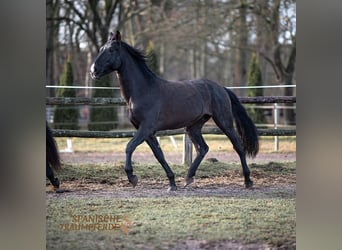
182, 134, 193, 166
274, 103, 279, 151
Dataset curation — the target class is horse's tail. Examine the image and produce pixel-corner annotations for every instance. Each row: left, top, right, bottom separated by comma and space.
46, 122, 61, 170
225, 88, 259, 158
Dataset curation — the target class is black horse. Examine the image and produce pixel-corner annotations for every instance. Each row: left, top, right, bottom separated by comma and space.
46, 122, 61, 188
90, 31, 259, 191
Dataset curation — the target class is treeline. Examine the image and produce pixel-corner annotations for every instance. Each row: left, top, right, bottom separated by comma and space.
46, 0, 296, 128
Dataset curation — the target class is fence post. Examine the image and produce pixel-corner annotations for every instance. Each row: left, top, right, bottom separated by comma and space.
274, 103, 279, 151
59, 138, 73, 153
182, 134, 192, 166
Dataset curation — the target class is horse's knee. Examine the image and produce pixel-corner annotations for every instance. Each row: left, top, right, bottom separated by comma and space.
195, 144, 209, 156
202, 144, 209, 155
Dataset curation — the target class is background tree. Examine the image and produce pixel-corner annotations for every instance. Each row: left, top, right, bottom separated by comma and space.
246, 53, 266, 125
232, 0, 248, 96
253, 0, 296, 124
46, 0, 296, 128
46, 0, 62, 99
53, 59, 79, 130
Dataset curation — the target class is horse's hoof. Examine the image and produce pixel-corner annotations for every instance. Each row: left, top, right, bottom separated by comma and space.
167, 185, 177, 192
52, 178, 60, 189
245, 180, 253, 188
184, 177, 194, 187
129, 175, 138, 187
55, 188, 71, 193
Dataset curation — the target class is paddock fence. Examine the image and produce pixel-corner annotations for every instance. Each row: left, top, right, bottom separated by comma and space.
46, 96, 295, 138
46, 94, 296, 165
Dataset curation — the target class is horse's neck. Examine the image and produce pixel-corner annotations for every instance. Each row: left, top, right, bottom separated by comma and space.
116, 60, 158, 102
116, 73, 134, 102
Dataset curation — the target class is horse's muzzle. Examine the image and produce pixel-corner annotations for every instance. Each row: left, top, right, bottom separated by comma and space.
90, 71, 100, 80
90, 64, 100, 80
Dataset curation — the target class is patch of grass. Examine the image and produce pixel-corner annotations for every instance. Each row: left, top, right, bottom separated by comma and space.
55, 161, 295, 184
47, 196, 295, 249
56, 163, 125, 183
56, 161, 235, 183
251, 161, 296, 174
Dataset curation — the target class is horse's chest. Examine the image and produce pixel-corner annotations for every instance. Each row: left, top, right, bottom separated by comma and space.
127, 99, 158, 123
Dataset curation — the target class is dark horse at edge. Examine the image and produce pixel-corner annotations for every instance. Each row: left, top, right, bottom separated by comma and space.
46, 122, 61, 188
90, 31, 259, 191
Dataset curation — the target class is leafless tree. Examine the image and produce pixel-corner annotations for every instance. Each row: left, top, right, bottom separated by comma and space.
46, 0, 296, 124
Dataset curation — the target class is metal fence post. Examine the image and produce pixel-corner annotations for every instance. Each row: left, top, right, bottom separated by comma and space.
182, 134, 192, 166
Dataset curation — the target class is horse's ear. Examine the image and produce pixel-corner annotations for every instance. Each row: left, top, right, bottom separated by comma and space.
115, 31, 121, 42
109, 32, 115, 41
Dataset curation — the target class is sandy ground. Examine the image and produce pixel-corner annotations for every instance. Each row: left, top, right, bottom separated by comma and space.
59, 151, 296, 165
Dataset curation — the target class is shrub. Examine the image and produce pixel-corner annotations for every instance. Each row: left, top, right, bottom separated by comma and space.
53, 60, 79, 130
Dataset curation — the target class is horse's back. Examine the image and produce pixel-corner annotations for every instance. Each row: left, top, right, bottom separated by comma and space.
184, 78, 234, 123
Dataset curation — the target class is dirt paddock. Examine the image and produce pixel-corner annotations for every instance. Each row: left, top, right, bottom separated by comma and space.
47, 151, 295, 199
46, 151, 296, 249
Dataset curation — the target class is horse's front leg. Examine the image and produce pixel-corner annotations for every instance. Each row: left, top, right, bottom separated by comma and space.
124, 125, 151, 187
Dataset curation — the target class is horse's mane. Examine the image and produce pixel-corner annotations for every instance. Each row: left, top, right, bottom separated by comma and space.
121, 41, 159, 79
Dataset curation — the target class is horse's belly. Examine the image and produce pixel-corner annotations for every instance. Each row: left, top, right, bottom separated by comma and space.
157, 102, 207, 130
156, 81, 212, 130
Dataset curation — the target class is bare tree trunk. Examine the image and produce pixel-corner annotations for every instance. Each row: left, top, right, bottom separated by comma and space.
199, 2, 208, 78
284, 74, 295, 125
233, 1, 248, 96
255, 0, 296, 125
199, 42, 206, 78
271, 0, 296, 125
256, 0, 271, 85
46, 0, 60, 96
283, 43, 296, 125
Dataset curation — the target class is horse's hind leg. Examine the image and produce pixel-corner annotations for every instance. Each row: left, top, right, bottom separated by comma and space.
146, 135, 177, 191
184, 120, 209, 187
213, 117, 253, 188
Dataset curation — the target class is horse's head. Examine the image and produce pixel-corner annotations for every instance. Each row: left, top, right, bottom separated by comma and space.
90, 31, 122, 80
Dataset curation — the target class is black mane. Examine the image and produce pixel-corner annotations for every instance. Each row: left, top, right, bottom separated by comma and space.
121, 41, 159, 79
